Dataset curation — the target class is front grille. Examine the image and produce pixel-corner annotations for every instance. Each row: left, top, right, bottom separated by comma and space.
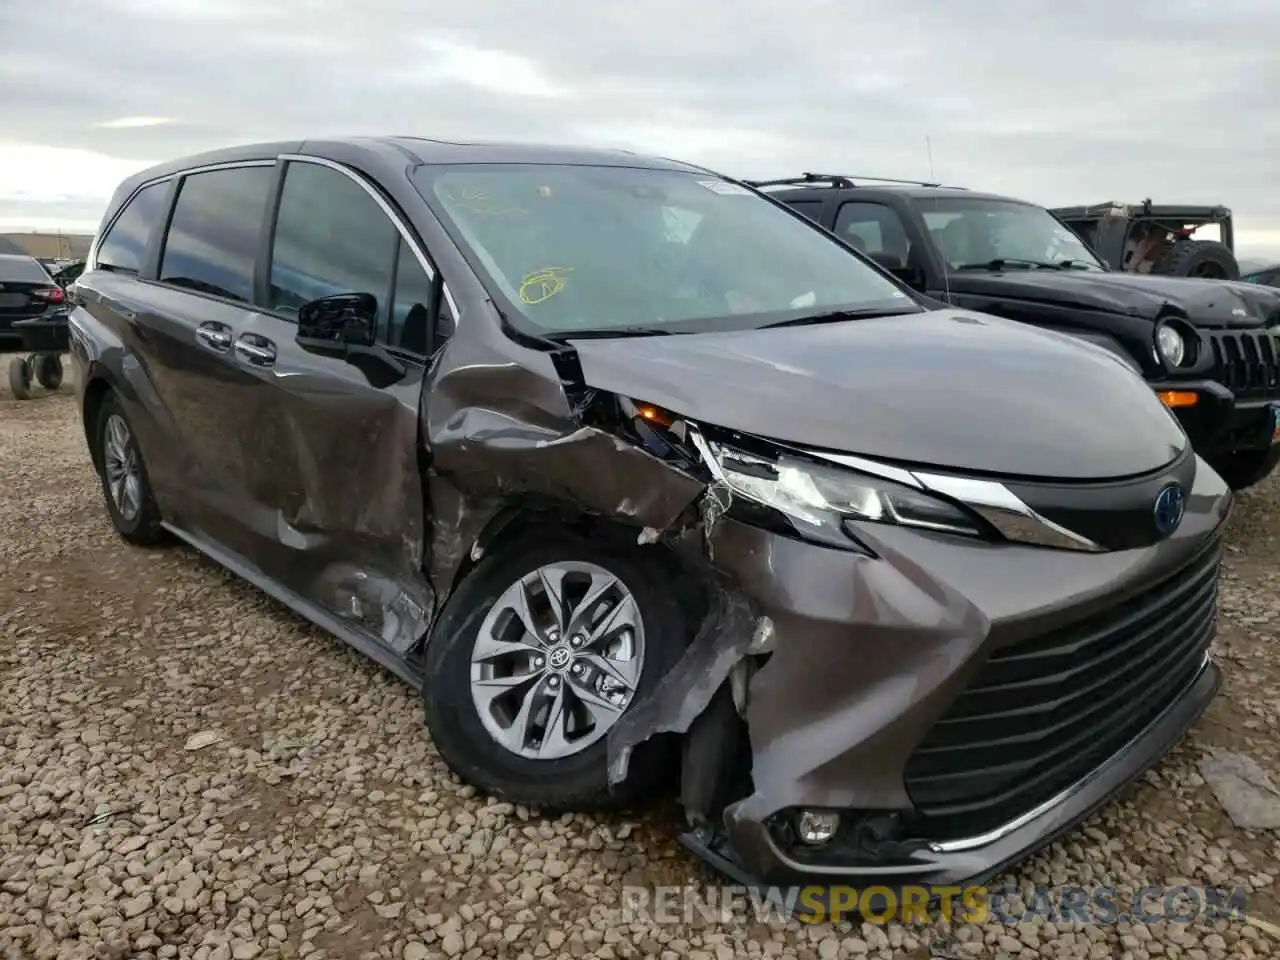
904, 543, 1220, 839
1208, 330, 1280, 400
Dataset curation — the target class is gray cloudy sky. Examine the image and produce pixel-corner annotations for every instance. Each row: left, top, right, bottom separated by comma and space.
2, 0, 1279, 259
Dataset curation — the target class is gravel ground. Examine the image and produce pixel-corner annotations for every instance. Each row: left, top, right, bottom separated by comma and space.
2, 362, 1279, 960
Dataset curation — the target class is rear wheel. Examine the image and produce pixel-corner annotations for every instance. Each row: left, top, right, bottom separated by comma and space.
91, 393, 167, 544
421, 533, 687, 810
1210, 447, 1280, 491
7, 356, 32, 400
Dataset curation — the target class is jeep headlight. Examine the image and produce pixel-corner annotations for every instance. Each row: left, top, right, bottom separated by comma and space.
709, 442, 985, 539
1155, 325, 1186, 367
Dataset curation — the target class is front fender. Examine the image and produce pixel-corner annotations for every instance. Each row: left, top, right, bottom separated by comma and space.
1039, 326, 1144, 374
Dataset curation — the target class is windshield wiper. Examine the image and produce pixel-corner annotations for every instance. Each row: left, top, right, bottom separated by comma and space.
556, 326, 678, 340
955, 258, 1062, 271
759, 306, 921, 329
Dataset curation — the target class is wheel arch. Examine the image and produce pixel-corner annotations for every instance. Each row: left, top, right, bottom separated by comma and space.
416, 496, 710, 657
80, 373, 116, 470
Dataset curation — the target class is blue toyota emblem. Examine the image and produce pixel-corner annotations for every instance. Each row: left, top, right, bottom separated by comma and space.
1153, 482, 1185, 537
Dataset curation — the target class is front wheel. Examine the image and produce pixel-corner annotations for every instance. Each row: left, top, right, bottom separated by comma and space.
421, 533, 688, 810
1209, 447, 1280, 491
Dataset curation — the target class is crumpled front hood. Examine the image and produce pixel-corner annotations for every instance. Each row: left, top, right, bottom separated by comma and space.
948, 270, 1280, 327
569, 309, 1187, 481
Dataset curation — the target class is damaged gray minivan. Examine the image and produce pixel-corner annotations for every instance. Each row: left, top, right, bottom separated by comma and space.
70, 137, 1229, 888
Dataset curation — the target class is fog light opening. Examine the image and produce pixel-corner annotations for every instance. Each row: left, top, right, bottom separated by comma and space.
795, 809, 840, 846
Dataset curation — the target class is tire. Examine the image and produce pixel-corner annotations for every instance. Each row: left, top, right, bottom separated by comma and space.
7, 356, 32, 401
421, 532, 688, 810
1154, 239, 1240, 280
1209, 447, 1280, 491
34, 353, 63, 391
91, 392, 167, 545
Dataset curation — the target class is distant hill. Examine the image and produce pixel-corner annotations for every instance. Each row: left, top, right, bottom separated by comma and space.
0, 232, 94, 260
1238, 258, 1273, 273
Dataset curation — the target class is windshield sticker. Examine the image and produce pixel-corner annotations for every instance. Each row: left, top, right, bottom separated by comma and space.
442, 185, 528, 218
696, 180, 752, 196
519, 266, 575, 305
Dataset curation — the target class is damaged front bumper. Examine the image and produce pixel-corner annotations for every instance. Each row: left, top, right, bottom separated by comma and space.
607, 454, 1229, 889
1153, 377, 1280, 454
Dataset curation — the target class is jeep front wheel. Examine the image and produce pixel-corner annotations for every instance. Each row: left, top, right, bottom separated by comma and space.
1210, 447, 1280, 491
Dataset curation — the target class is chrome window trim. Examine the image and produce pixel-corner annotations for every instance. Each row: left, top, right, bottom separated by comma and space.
87, 159, 276, 271
278, 154, 460, 321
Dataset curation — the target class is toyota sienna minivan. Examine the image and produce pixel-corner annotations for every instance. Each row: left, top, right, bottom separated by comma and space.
69, 136, 1229, 887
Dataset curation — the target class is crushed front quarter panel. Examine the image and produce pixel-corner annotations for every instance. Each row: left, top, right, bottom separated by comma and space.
417, 311, 708, 625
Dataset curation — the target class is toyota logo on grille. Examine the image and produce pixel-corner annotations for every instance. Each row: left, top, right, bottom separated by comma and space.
1153, 482, 1186, 537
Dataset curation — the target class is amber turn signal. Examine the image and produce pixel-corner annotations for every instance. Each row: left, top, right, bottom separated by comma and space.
635, 402, 675, 428
1157, 390, 1199, 408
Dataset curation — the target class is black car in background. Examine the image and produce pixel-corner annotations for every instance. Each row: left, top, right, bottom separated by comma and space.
0, 253, 68, 349
2, 253, 72, 397
1244, 264, 1280, 288
755, 174, 1280, 490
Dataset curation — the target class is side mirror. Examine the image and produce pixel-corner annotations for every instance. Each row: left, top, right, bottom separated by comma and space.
51, 261, 85, 288
866, 252, 925, 290
297, 292, 378, 348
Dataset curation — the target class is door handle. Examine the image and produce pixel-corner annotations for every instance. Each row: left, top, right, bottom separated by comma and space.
234, 334, 276, 367
195, 322, 232, 353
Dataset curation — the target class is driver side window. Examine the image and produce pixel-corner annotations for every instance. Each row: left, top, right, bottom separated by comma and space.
834, 201, 912, 266
267, 161, 441, 355
269, 161, 396, 331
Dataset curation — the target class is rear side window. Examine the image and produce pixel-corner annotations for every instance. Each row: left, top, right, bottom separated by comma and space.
785, 199, 824, 223
96, 182, 169, 274
0, 256, 52, 282
159, 165, 273, 303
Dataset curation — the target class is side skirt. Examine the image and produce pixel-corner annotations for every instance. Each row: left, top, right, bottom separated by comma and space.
160, 522, 425, 690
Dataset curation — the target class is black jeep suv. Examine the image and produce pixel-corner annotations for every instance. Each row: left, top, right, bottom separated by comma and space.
754, 174, 1280, 490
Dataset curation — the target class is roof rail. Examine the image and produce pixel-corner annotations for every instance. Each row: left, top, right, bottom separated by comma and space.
745, 172, 969, 190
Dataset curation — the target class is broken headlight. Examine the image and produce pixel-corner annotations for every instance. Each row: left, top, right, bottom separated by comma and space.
709, 442, 986, 541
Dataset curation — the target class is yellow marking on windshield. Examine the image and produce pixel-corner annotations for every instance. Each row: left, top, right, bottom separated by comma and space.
442, 185, 528, 217
519, 266, 574, 305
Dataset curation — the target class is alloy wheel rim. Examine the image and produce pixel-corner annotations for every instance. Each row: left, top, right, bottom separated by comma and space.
103, 414, 142, 522
470, 560, 646, 760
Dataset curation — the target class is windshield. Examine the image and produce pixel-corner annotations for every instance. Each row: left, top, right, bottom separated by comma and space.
411, 163, 919, 336
920, 198, 1105, 271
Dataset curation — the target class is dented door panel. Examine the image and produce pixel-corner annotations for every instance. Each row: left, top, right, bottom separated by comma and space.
233, 308, 433, 653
